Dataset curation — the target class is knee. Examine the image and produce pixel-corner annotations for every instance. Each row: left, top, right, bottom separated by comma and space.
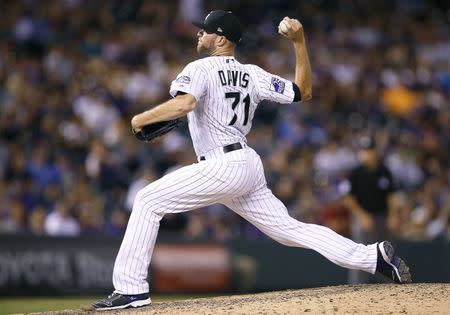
133, 188, 161, 218
133, 189, 147, 210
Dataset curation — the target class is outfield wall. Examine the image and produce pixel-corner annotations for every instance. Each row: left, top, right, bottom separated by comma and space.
0, 235, 448, 296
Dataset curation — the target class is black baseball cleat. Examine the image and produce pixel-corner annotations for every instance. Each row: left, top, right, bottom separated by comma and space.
376, 241, 412, 284
92, 292, 151, 310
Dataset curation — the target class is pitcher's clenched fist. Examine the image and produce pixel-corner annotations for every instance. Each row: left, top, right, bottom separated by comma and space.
278, 17, 304, 42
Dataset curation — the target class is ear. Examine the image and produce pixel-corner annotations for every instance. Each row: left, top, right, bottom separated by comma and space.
215, 35, 228, 47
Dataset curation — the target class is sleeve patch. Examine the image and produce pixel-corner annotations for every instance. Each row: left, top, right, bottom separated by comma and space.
176, 76, 191, 84
270, 77, 285, 94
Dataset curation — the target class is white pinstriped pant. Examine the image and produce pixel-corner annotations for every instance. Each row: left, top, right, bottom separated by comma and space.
113, 145, 378, 294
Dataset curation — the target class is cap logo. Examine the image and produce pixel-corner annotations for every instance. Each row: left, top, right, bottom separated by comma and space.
217, 27, 223, 32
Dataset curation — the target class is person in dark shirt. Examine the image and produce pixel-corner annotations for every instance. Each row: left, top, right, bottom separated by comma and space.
341, 135, 400, 283
342, 135, 399, 240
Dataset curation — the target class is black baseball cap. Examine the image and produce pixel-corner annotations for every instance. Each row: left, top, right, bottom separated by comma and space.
192, 10, 243, 44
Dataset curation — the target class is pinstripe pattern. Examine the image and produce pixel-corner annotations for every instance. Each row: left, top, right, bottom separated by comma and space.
223, 150, 377, 273
112, 56, 378, 294
169, 57, 295, 157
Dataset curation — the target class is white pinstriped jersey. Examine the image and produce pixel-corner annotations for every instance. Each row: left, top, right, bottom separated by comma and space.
112, 55, 380, 296
170, 56, 296, 156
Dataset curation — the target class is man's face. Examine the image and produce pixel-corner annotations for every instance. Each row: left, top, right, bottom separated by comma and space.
196, 29, 217, 53
358, 148, 378, 166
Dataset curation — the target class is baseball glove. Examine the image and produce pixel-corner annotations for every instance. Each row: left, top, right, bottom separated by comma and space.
133, 118, 181, 142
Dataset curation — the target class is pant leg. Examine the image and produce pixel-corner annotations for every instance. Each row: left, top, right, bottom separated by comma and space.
223, 185, 378, 274
349, 213, 387, 284
348, 216, 371, 284
113, 149, 258, 294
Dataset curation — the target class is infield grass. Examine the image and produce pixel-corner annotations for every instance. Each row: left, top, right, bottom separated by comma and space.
0, 295, 215, 315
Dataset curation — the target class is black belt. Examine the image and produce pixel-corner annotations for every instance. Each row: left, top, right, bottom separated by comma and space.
199, 143, 243, 161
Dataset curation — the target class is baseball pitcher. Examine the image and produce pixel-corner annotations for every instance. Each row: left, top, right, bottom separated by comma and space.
93, 11, 411, 310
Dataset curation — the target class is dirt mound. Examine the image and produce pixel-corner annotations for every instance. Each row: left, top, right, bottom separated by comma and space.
29, 283, 450, 315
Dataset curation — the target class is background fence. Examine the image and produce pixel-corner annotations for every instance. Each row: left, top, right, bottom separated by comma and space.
0, 235, 448, 296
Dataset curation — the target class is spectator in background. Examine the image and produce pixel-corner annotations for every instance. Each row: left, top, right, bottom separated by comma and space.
340, 135, 399, 283
313, 138, 357, 177
104, 208, 128, 237
28, 205, 46, 236
402, 179, 450, 241
124, 168, 156, 212
77, 202, 103, 235
341, 136, 399, 241
44, 201, 80, 236
320, 202, 351, 238
0, 200, 26, 233
0, 0, 448, 244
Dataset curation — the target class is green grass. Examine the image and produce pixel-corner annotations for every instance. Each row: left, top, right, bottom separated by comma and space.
0, 295, 213, 315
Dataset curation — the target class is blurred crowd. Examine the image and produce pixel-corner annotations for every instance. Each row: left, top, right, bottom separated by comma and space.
0, 0, 449, 242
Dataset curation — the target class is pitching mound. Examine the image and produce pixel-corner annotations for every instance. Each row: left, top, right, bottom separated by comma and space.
30, 283, 449, 315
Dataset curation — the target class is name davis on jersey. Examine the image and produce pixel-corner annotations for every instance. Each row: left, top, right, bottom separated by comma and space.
218, 70, 249, 88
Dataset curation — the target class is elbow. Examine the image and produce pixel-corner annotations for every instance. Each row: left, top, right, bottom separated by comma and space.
182, 99, 196, 113
302, 91, 312, 102
294, 82, 312, 102
178, 94, 196, 114
301, 87, 312, 102
178, 102, 194, 115
302, 92, 312, 102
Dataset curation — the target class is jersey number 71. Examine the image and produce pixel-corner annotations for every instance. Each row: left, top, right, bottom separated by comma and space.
226, 92, 250, 126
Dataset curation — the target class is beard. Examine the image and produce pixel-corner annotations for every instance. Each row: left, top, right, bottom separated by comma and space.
196, 40, 211, 54
196, 43, 204, 53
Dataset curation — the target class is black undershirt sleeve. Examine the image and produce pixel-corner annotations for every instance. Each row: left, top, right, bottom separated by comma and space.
292, 82, 302, 102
